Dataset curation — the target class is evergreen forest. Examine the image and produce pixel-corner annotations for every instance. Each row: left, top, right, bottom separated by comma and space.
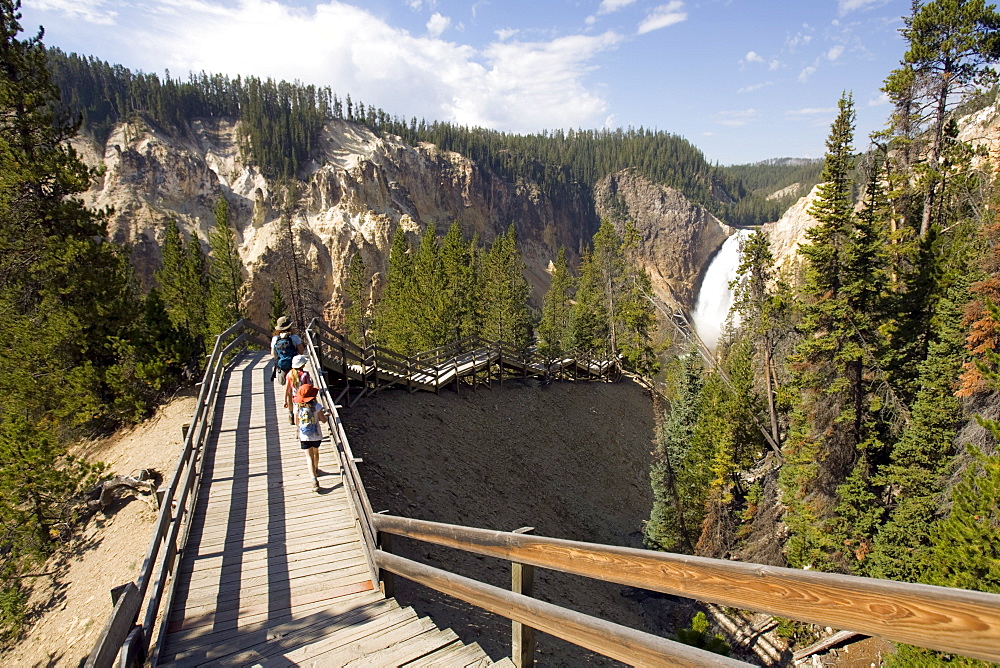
644, 1, 1000, 662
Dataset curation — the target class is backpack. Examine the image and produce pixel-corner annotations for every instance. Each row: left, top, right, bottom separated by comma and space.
274, 335, 296, 370
297, 401, 323, 441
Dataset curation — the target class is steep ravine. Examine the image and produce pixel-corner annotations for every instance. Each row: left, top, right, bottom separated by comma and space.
339, 378, 693, 665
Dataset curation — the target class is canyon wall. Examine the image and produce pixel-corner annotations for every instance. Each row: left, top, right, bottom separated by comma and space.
73, 118, 733, 328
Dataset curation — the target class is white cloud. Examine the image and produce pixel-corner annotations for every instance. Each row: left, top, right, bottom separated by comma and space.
785, 107, 837, 119
426, 12, 450, 38
869, 92, 890, 106
838, 0, 890, 14
738, 82, 772, 94
798, 65, 817, 83
637, 2, 687, 35
715, 109, 758, 127
768, 59, 780, 71
745, 51, 765, 64
827, 45, 845, 61
495, 28, 517, 41
32, 0, 117, 25
598, 0, 638, 15
786, 30, 812, 50
97, 0, 623, 134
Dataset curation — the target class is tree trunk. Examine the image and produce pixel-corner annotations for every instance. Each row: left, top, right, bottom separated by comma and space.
921, 75, 951, 238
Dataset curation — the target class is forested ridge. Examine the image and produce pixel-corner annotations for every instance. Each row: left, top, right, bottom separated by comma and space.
44, 48, 818, 228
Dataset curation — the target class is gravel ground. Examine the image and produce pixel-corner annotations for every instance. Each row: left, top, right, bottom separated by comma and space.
339, 377, 692, 666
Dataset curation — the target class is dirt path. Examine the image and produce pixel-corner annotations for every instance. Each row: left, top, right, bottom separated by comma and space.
0, 390, 197, 667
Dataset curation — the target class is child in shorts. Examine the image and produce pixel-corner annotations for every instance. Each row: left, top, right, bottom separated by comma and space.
293, 383, 327, 491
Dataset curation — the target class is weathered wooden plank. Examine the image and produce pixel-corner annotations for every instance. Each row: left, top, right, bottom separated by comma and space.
161, 590, 384, 650
424, 641, 491, 668
308, 614, 440, 666
341, 626, 461, 668
182, 513, 356, 547
214, 601, 418, 666
184, 524, 357, 555
84, 582, 141, 668
256, 615, 428, 666
174, 551, 368, 597
403, 639, 469, 667
166, 578, 375, 633
176, 562, 372, 610
174, 565, 373, 613
179, 542, 365, 585
164, 598, 405, 666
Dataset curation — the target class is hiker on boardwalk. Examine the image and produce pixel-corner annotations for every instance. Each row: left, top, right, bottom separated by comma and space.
293, 383, 327, 491
284, 354, 312, 424
271, 316, 304, 384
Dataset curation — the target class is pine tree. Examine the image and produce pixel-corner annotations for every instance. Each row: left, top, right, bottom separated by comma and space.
376, 228, 419, 353
732, 230, 789, 449
570, 219, 656, 371
538, 247, 574, 358
207, 196, 245, 334
0, 0, 134, 637
270, 282, 288, 329
481, 225, 531, 347
646, 352, 705, 553
439, 222, 480, 342
345, 251, 370, 344
412, 223, 448, 349
781, 94, 893, 571
886, 0, 1000, 237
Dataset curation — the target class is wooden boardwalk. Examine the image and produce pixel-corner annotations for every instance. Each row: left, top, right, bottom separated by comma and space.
157, 352, 499, 667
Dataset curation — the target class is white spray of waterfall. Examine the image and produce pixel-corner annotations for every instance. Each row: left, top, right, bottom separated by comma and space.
692, 230, 749, 350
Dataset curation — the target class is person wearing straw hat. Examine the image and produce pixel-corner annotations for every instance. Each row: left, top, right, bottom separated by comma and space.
284, 354, 312, 424
270, 315, 304, 384
293, 383, 327, 491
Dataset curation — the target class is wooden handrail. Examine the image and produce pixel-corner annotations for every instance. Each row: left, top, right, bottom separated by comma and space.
86, 320, 265, 668
375, 550, 753, 667
372, 514, 1000, 662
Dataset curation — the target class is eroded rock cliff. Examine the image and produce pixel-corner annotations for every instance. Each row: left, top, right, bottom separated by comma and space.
594, 169, 733, 306
75, 118, 736, 327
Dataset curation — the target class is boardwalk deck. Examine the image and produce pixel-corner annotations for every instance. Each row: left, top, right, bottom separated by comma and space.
157, 352, 497, 667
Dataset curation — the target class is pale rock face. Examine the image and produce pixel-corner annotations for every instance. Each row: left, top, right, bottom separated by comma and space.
762, 184, 821, 279
958, 99, 1000, 165
594, 170, 733, 307
766, 182, 804, 201
75, 118, 738, 328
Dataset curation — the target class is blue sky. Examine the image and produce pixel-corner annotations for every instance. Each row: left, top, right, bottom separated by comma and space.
20, 0, 911, 164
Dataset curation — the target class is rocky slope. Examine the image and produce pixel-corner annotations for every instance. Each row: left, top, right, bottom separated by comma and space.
761, 184, 821, 280
594, 170, 733, 306
73, 118, 733, 326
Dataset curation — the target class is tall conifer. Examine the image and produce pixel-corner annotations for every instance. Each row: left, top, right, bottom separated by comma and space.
207, 196, 245, 334
539, 247, 574, 357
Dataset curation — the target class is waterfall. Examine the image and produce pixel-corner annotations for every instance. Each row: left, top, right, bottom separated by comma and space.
692, 230, 748, 350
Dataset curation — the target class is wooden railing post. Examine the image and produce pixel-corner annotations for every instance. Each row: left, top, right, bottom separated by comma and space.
512, 526, 536, 667
341, 342, 349, 403
379, 531, 394, 598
